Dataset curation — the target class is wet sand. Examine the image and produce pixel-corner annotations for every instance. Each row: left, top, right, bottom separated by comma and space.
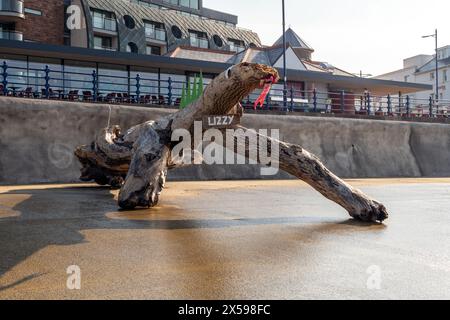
1, 179, 450, 299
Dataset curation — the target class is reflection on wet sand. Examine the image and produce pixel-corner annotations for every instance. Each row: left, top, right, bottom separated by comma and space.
0, 179, 449, 299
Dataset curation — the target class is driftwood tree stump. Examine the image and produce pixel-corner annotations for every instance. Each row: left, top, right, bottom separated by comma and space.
75, 63, 388, 223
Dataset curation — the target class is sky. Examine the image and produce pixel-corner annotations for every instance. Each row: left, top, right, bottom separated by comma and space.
204, 0, 450, 76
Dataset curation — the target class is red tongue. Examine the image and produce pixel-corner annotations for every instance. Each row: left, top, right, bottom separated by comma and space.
254, 76, 275, 110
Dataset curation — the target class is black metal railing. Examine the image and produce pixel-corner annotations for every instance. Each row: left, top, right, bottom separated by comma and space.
0, 61, 186, 106
1, 61, 449, 119
243, 86, 450, 118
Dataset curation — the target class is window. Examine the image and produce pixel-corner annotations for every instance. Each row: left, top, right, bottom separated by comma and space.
126, 42, 138, 53
64, 60, 96, 92
228, 38, 245, 53
123, 15, 136, 29
24, 8, 42, 16
171, 25, 182, 39
98, 63, 128, 94
180, 0, 190, 8
0, 22, 22, 41
144, 21, 166, 41
94, 36, 114, 51
404, 75, 409, 82
130, 66, 159, 96
146, 45, 161, 56
91, 9, 116, 32
430, 72, 435, 80
189, 30, 208, 49
64, 36, 70, 46
444, 70, 448, 82
163, 0, 199, 10
160, 71, 188, 98
213, 35, 223, 47
0, 0, 23, 14
28, 57, 63, 92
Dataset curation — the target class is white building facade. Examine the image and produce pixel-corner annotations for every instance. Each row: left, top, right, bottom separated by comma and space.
376, 46, 450, 103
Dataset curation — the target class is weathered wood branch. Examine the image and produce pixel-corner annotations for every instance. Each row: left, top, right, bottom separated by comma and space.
75, 62, 389, 223
226, 126, 388, 222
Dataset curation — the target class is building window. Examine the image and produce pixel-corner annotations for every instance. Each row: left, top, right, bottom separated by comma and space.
144, 21, 166, 41
24, 8, 42, 16
171, 25, 182, 39
189, 30, 208, 49
163, 0, 199, 10
228, 38, 245, 53
213, 34, 223, 47
0, 23, 22, 41
0, 0, 23, 14
126, 42, 138, 53
98, 63, 128, 94
146, 45, 161, 56
123, 15, 136, 29
92, 9, 117, 32
64, 36, 71, 46
404, 75, 409, 82
430, 72, 435, 80
94, 36, 114, 51
444, 70, 448, 82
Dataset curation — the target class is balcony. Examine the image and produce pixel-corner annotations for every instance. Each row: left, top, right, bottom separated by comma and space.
92, 16, 117, 33
229, 43, 245, 53
0, 29, 23, 41
0, 0, 24, 21
145, 27, 166, 42
190, 35, 209, 49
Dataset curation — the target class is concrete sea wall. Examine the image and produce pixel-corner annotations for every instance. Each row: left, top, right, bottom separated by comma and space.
0, 97, 449, 185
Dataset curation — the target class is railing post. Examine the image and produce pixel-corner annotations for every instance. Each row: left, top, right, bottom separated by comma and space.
290, 86, 294, 111
1, 61, 8, 96
265, 90, 270, 110
429, 96, 433, 118
367, 92, 371, 115
168, 77, 173, 106
406, 95, 410, 117
283, 87, 288, 112
436, 98, 439, 116
135, 74, 141, 103
387, 94, 392, 115
313, 88, 317, 112
340, 90, 345, 113
44, 65, 50, 99
92, 70, 98, 101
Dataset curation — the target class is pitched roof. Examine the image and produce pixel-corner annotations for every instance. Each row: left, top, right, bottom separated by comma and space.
226, 45, 291, 66
167, 46, 234, 63
273, 28, 313, 51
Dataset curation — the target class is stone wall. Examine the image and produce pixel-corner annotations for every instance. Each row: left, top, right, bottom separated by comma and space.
1, 97, 449, 185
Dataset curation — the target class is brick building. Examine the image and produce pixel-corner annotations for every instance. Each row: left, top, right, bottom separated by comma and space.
0, 0, 431, 111
0, 0, 65, 45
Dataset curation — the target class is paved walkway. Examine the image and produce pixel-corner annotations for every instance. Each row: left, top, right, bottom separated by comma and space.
1, 179, 449, 299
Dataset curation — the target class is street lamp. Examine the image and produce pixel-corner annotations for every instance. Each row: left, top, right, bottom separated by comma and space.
422, 29, 439, 103
282, 0, 287, 111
